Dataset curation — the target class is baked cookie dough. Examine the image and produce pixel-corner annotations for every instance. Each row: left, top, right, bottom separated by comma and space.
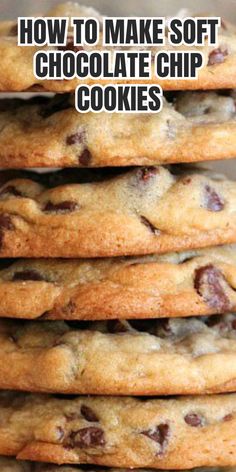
1, 392, 236, 468
0, 245, 236, 319
0, 91, 236, 168
1, 315, 236, 395
0, 166, 235, 257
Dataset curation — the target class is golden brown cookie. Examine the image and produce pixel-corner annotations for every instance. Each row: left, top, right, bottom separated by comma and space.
0, 166, 235, 257
0, 245, 236, 319
0, 91, 236, 167
1, 392, 236, 468
1, 315, 236, 395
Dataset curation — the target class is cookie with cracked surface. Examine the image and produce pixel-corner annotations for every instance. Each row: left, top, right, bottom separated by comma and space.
2, 314, 236, 394
0, 91, 236, 167
1, 392, 236, 468
0, 166, 235, 257
0, 245, 236, 319
0, 4, 236, 91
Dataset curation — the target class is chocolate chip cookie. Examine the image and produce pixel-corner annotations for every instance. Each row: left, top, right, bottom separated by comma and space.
0, 245, 235, 319
2, 314, 236, 395
0, 166, 235, 257
0, 3, 236, 91
0, 91, 236, 167
1, 392, 236, 468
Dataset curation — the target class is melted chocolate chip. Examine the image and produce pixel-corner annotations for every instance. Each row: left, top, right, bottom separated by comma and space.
0, 186, 23, 198
184, 413, 204, 427
182, 177, 192, 185
39, 94, 72, 119
107, 320, 129, 333
81, 405, 99, 423
79, 149, 92, 166
66, 427, 105, 448
208, 47, 228, 66
44, 201, 78, 214
140, 216, 160, 235
0, 215, 14, 230
141, 423, 170, 453
66, 130, 85, 146
194, 265, 231, 312
204, 185, 224, 212
12, 270, 46, 282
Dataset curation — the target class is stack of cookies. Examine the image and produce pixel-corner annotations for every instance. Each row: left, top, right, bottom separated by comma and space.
1, 2, 236, 472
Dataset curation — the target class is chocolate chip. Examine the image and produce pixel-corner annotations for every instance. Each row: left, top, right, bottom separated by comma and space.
0, 214, 14, 230
204, 185, 224, 211
0, 214, 14, 249
39, 94, 72, 119
184, 413, 204, 427
0, 186, 23, 198
194, 265, 231, 312
66, 427, 105, 448
142, 423, 170, 450
141, 423, 170, 454
81, 405, 99, 423
79, 149, 92, 166
208, 47, 228, 66
43, 201, 78, 214
140, 216, 160, 235
182, 177, 192, 185
107, 320, 129, 333
12, 270, 46, 282
223, 413, 233, 422
66, 130, 85, 146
